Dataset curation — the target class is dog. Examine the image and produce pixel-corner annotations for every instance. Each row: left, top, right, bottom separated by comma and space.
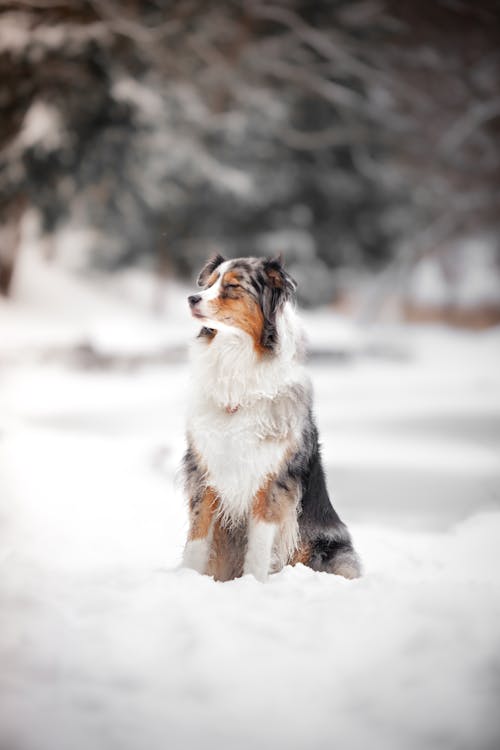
182, 254, 361, 582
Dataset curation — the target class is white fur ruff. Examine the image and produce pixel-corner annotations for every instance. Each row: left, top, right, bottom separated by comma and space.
187, 303, 310, 523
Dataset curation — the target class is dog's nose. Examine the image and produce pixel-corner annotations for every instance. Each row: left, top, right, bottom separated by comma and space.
188, 294, 202, 308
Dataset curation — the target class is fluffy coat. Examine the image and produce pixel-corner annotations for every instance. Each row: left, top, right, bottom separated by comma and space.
182, 255, 361, 582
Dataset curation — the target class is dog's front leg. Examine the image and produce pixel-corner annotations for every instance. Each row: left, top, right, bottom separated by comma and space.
244, 483, 277, 582
183, 487, 218, 574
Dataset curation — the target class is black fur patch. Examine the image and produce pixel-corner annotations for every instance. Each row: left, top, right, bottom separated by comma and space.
308, 536, 355, 572
260, 258, 297, 351
197, 326, 217, 340
183, 442, 206, 511
285, 414, 360, 575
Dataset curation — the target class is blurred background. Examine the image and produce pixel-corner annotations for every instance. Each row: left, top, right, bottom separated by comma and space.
1, 3, 500, 750
1, 0, 500, 316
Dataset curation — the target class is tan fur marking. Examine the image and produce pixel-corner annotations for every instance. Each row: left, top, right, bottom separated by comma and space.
208, 272, 266, 355
223, 270, 241, 286
206, 517, 245, 582
290, 543, 312, 565
188, 487, 218, 540
266, 267, 283, 288
251, 476, 289, 524
252, 483, 271, 521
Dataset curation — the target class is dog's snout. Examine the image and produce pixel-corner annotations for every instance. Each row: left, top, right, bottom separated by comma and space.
188, 294, 202, 308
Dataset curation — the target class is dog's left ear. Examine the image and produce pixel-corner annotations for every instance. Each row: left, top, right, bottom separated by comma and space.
260, 256, 297, 351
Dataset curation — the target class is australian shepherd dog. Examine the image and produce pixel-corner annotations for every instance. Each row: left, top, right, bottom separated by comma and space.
182, 254, 361, 582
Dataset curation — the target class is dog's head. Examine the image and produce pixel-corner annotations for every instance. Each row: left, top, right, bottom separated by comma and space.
188, 254, 297, 354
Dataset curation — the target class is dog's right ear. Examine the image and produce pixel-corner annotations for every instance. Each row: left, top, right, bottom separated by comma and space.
197, 253, 226, 287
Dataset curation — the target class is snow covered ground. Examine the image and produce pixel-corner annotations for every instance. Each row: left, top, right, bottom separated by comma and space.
1, 249, 500, 750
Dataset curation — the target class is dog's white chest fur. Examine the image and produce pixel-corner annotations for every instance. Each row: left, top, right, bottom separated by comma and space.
187, 304, 309, 520
188, 402, 290, 519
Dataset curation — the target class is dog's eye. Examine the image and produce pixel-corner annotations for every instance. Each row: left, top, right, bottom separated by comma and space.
225, 284, 241, 290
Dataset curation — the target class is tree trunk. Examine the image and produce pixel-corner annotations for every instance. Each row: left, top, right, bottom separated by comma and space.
0, 196, 25, 297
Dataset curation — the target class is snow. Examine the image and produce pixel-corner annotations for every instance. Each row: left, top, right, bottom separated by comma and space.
408, 238, 500, 309
1, 249, 500, 750
408, 256, 451, 307
112, 77, 165, 120
453, 238, 500, 308
0, 239, 190, 353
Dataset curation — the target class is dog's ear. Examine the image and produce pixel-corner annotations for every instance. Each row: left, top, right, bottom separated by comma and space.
197, 253, 226, 287
260, 256, 297, 351
262, 255, 295, 290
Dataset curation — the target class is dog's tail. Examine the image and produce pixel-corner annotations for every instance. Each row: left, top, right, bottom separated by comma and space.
303, 528, 361, 579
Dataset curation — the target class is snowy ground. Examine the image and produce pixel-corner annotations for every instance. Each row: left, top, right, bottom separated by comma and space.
1, 250, 500, 750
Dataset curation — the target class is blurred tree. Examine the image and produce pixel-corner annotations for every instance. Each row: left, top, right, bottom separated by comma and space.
0, 0, 499, 304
